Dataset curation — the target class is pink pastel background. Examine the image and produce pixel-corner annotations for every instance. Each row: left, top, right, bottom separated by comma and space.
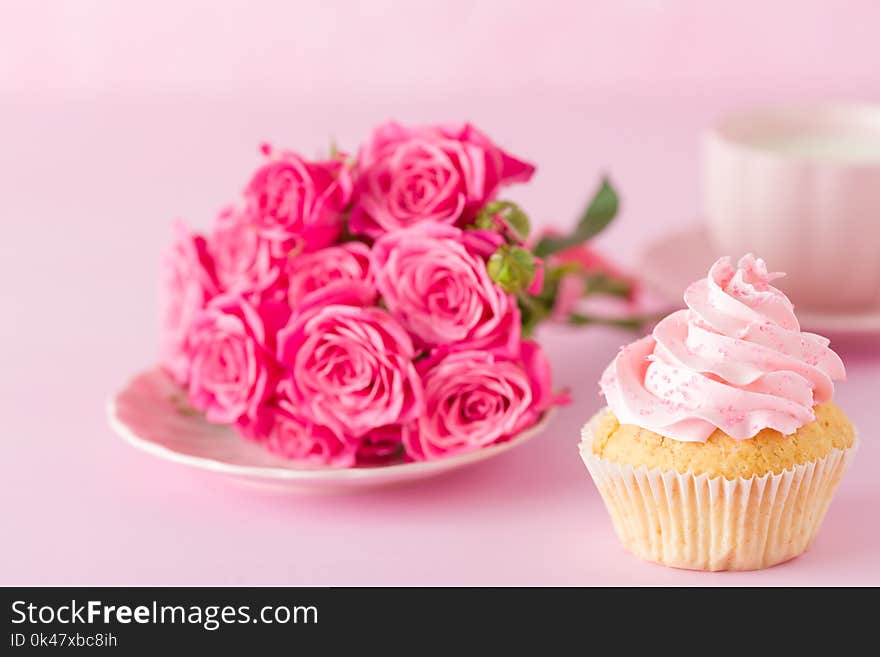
2, 1, 879, 585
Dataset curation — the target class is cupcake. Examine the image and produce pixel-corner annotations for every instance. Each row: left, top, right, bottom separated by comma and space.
581, 254, 856, 571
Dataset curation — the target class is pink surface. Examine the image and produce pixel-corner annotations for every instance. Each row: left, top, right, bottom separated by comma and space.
4, 1, 880, 99
2, 2, 879, 585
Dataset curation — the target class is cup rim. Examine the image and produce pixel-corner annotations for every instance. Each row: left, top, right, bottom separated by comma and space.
706, 102, 880, 168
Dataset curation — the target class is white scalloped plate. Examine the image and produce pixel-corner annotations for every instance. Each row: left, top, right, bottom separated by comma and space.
108, 368, 555, 493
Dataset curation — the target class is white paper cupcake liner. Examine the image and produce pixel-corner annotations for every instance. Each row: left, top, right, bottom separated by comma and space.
580, 413, 857, 571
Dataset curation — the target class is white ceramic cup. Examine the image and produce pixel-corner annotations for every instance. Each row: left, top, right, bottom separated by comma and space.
703, 104, 880, 312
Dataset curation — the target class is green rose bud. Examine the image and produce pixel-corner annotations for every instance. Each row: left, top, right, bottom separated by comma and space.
487, 244, 537, 294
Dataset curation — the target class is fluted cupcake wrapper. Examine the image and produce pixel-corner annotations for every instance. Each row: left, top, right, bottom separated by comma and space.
580, 416, 857, 571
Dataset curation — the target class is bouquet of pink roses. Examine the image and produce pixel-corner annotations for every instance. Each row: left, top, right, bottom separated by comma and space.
161, 121, 636, 467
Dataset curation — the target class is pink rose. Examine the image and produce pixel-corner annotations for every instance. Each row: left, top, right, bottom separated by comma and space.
286, 241, 375, 309
244, 146, 352, 250
247, 397, 356, 468
277, 299, 423, 438
160, 221, 219, 385
372, 223, 519, 353
210, 206, 287, 299
185, 294, 288, 424
518, 339, 568, 415
527, 258, 545, 295
405, 341, 558, 461
350, 122, 535, 237
458, 226, 505, 258
356, 424, 410, 465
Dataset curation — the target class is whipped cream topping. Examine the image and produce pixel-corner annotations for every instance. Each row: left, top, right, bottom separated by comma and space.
600, 255, 846, 442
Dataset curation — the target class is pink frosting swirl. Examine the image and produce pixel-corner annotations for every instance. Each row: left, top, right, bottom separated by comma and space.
600, 255, 846, 442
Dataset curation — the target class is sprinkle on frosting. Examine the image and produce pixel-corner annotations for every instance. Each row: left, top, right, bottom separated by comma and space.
600, 254, 846, 442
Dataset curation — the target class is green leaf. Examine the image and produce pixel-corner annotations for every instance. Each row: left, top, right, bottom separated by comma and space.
569, 309, 665, 331
533, 177, 619, 257
471, 213, 497, 231
517, 295, 544, 338
568, 313, 644, 330
583, 272, 632, 298
487, 244, 537, 294
476, 201, 531, 242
